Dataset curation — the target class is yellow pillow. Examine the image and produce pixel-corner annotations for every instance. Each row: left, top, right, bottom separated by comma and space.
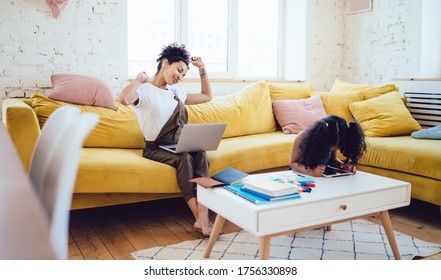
349, 92, 421, 137
31, 92, 144, 148
186, 80, 276, 138
269, 83, 314, 100
330, 79, 399, 100
318, 91, 363, 122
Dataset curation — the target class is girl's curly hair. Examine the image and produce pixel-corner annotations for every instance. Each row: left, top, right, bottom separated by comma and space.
298, 115, 367, 169
156, 42, 190, 73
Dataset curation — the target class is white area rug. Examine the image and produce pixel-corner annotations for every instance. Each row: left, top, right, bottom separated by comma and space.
132, 219, 441, 260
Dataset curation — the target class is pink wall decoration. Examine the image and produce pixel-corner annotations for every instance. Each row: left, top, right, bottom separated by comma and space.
46, 0, 69, 19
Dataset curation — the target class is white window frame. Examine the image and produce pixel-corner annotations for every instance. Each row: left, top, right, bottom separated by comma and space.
127, 0, 306, 81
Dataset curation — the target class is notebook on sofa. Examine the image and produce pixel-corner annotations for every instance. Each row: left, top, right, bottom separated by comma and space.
159, 123, 227, 153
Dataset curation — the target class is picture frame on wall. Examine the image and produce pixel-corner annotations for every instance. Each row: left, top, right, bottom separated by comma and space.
348, 0, 372, 14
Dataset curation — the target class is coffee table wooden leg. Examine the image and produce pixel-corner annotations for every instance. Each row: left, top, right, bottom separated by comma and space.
203, 214, 225, 258
380, 210, 401, 260
259, 236, 271, 260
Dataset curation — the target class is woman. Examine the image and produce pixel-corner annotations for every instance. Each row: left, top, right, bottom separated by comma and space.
289, 115, 367, 177
119, 43, 213, 236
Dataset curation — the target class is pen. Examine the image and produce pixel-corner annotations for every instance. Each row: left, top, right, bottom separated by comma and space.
289, 179, 316, 188
287, 180, 301, 186
290, 180, 312, 192
299, 185, 312, 192
288, 169, 305, 177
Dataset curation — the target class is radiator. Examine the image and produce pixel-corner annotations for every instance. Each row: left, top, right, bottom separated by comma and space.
404, 92, 441, 127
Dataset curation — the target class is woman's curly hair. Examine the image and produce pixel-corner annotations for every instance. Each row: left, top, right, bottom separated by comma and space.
156, 42, 190, 73
298, 115, 367, 169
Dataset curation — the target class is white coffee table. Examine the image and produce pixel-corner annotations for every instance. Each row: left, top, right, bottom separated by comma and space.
198, 171, 411, 260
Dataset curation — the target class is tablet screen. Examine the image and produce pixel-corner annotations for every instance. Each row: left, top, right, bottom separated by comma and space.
323, 165, 353, 177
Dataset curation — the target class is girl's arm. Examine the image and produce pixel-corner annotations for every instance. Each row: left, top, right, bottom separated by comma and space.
289, 132, 325, 177
328, 151, 343, 168
185, 57, 213, 105
329, 152, 356, 173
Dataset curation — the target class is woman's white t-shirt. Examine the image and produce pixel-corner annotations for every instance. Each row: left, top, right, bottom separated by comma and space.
133, 83, 187, 141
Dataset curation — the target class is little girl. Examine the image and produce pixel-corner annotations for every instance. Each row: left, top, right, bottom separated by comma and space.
290, 115, 367, 177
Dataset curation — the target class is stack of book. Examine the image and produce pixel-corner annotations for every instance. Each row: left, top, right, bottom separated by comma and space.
224, 176, 301, 204
241, 178, 300, 201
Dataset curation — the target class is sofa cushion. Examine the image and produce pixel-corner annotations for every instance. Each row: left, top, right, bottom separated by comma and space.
317, 91, 363, 122
349, 92, 421, 137
360, 136, 441, 181
269, 83, 313, 100
49, 74, 118, 110
186, 80, 276, 138
75, 148, 181, 193
330, 79, 399, 100
31, 92, 144, 148
272, 95, 327, 134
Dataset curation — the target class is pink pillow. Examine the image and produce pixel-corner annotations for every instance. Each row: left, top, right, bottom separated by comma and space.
272, 95, 327, 134
49, 74, 117, 110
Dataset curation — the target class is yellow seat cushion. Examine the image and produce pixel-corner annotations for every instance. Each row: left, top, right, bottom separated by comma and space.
76, 148, 180, 193
31, 92, 144, 148
318, 91, 363, 122
330, 79, 399, 100
186, 80, 276, 138
269, 83, 314, 100
360, 136, 441, 181
349, 92, 421, 137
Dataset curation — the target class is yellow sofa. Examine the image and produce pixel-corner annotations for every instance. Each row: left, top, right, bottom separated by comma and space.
2, 81, 300, 209
2, 80, 441, 209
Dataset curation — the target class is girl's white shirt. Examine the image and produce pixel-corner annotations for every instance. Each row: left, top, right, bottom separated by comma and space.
133, 83, 187, 141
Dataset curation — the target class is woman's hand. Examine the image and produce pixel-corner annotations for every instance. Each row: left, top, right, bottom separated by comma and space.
190, 57, 205, 68
135, 71, 150, 84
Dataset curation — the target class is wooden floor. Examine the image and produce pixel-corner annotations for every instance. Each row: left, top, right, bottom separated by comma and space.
68, 197, 441, 260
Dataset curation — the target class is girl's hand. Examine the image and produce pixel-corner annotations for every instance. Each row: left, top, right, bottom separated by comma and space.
341, 163, 357, 174
311, 164, 326, 177
190, 57, 205, 68
135, 72, 149, 84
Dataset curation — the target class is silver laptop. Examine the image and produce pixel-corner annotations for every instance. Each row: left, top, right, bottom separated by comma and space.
159, 123, 227, 153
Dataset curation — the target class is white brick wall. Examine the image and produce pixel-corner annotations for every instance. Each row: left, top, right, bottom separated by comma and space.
0, 0, 126, 103
0, 0, 423, 115
342, 0, 420, 86
305, 0, 346, 91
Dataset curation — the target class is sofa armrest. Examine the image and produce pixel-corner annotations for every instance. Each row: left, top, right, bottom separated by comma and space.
2, 99, 40, 171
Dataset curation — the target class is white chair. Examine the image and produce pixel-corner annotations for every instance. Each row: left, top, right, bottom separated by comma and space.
29, 106, 81, 196
41, 112, 99, 259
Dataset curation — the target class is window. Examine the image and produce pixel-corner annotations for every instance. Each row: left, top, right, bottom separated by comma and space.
127, 0, 306, 80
